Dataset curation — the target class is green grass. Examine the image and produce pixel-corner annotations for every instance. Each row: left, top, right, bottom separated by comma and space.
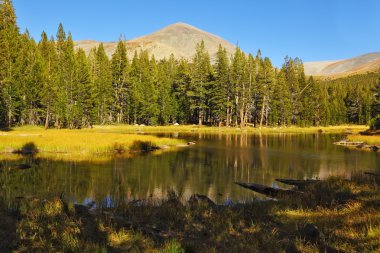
0, 173, 379, 252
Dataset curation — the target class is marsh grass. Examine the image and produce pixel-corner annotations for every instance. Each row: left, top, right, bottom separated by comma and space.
90, 124, 367, 135
347, 134, 380, 145
0, 125, 367, 161
0, 126, 185, 161
1, 174, 378, 252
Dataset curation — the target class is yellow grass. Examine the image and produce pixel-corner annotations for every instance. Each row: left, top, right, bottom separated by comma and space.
347, 134, 380, 145
88, 124, 367, 135
0, 124, 368, 161
0, 126, 185, 161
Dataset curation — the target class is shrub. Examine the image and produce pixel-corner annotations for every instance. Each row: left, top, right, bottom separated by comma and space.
130, 140, 159, 152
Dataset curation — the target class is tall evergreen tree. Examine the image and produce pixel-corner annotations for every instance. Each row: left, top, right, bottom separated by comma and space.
211, 45, 230, 126
93, 43, 113, 124
14, 31, 44, 125
157, 56, 176, 124
39, 33, 58, 129
257, 57, 274, 127
271, 69, 291, 126
65, 32, 77, 128
73, 48, 94, 128
0, 0, 20, 127
230, 47, 247, 127
111, 38, 129, 123
172, 58, 191, 123
54, 23, 68, 127
370, 77, 380, 129
188, 41, 213, 125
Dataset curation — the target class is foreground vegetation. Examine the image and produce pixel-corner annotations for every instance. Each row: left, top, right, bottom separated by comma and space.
0, 173, 379, 252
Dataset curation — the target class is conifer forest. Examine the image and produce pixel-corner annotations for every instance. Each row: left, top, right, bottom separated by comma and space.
0, 0, 379, 130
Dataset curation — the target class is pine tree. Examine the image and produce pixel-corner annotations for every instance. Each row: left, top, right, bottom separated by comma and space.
157, 56, 176, 125
188, 41, 213, 125
345, 83, 363, 124
54, 23, 68, 127
211, 45, 230, 126
93, 43, 113, 124
0, 0, 20, 127
311, 78, 329, 126
172, 58, 191, 123
74, 48, 94, 127
128, 51, 140, 124
244, 54, 256, 125
64, 32, 77, 128
129, 50, 159, 125
230, 47, 247, 127
271, 69, 291, 126
111, 38, 129, 123
282, 56, 303, 125
251, 50, 263, 126
370, 77, 380, 129
301, 76, 318, 126
14, 31, 44, 125
39, 32, 58, 129
257, 57, 274, 127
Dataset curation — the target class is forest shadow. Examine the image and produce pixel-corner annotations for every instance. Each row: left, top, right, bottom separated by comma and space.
0, 127, 13, 132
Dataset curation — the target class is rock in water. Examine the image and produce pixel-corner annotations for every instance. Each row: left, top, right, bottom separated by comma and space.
188, 194, 215, 207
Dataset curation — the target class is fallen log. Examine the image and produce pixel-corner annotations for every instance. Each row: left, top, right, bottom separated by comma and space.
235, 182, 304, 199
334, 140, 365, 146
15, 164, 31, 170
275, 178, 320, 189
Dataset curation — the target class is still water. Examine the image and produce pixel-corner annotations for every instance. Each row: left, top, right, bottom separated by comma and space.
1, 133, 379, 205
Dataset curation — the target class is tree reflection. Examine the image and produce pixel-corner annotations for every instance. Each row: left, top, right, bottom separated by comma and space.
1, 133, 379, 205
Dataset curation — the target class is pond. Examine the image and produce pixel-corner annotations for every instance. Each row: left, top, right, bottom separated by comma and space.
1, 133, 379, 206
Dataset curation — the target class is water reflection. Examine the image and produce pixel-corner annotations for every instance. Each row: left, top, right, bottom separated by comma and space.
1, 133, 379, 205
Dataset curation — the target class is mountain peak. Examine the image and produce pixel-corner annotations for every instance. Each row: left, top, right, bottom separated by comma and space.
75, 22, 236, 62
167, 22, 195, 28
153, 22, 208, 35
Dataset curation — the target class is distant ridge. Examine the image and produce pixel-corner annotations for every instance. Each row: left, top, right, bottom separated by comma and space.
74, 22, 236, 61
75, 24, 380, 77
304, 52, 380, 78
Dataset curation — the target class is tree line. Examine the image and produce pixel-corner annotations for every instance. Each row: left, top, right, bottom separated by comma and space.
0, 0, 379, 129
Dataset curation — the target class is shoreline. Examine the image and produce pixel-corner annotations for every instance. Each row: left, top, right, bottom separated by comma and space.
1, 174, 379, 252
0, 124, 372, 160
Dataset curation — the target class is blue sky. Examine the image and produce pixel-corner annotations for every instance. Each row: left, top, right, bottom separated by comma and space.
13, 0, 380, 67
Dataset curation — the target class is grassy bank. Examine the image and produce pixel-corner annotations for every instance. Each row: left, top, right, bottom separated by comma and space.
347, 134, 380, 145
0, 173, 379, 252
84, 124, 367, 134
0, 126, 185, 161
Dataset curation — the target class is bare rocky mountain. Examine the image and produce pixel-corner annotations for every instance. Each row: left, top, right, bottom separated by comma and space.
304, 52, 380, 78
74, 22, 236, 62
75, 24, 379, 77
